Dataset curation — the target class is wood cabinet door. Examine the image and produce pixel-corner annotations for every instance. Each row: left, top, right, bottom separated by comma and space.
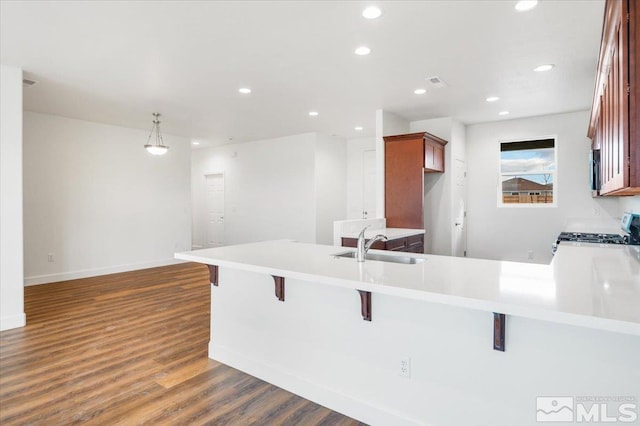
384, 135, 424, 229
592, 0, 634, 195
601, 2, 629, 194
423, 134, 447, 173
628, 0, 639, 191
424, 142, 435, 170
424, 139, 445, 172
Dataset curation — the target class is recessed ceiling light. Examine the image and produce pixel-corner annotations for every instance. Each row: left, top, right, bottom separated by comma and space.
498, 111, 510, 116
309, 111, 319, 117
355, 46, 371, 56
192, 141, 200, 145
486, 96, 500, 102
515, 0, 538, 12
355, 126, 363, 131
362, 6, 382, 19
238, 87, 251, 94
414, 88, 427, 95
533, 64, 555, 72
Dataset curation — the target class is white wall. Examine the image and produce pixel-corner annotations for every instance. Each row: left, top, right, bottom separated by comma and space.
315, 134, 347, 245
375, 110, 410, 219
0, 64, 26, 330
192, 133, 336, 247
410, 117, 467, 256
618, 197, 640, 216
410, 118, 452, 255
409, 117, 452, 141
23, 112, 191, 285
466, 110, 620, 263
345, 137, 375, 220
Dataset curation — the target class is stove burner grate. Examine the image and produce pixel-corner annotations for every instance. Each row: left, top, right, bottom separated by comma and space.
556, 232, 629, 245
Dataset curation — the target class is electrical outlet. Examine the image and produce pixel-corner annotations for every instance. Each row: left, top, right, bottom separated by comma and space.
47, 253, 54, 263
527, 250, 534, 260
399, 357, 411, 378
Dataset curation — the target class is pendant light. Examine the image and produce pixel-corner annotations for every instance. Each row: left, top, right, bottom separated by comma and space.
144, 112, 169, 155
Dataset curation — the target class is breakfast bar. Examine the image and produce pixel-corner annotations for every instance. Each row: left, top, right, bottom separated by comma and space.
176, 241, 640, 426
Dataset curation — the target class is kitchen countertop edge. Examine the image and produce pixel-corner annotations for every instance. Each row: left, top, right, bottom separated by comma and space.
176, 241, 640, 337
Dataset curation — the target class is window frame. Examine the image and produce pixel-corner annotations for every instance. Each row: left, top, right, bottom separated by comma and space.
497, 135, 558, 208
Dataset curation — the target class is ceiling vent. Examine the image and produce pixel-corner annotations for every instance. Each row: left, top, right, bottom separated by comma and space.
426, 76, 447, 88
22, 78, 37, 87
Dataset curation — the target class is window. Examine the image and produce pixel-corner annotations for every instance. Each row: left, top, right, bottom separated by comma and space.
499, 138, 556, 206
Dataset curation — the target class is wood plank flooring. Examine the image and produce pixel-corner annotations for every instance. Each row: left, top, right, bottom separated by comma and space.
0, 263, 365, 425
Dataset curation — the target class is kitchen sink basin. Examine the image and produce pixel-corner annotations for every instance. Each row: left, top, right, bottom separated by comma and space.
332, 251, 425, 264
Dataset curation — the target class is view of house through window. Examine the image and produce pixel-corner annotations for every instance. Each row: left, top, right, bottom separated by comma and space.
499, 138, 555, 205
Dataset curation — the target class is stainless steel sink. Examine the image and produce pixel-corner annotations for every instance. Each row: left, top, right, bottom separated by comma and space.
332, 251, 425, 264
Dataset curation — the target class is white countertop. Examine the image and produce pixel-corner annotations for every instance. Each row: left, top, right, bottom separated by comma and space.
175, 241, 640, 336
341, 227, 425, 240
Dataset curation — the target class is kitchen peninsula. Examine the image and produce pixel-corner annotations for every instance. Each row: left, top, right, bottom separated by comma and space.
176, 241, 640, 426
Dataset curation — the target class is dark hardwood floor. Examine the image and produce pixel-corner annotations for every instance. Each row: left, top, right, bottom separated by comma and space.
0, 263, 365, 425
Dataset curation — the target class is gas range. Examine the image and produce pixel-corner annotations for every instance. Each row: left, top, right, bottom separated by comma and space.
556, 232, 629, 245
552, 212, 640, 254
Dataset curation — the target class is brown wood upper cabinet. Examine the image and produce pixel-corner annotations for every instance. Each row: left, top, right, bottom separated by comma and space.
424, 133, 448, 173
588, 0, 639, 195
384, 132, 448, 229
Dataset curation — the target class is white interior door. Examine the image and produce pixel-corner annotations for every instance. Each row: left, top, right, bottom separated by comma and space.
361, 149, 376, 219
205, 173, 225, 248
453, 159, 467, 257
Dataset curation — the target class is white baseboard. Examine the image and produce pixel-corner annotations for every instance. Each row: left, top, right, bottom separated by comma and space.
209, 341, 422, 426
24, 258, 187, 286
0, 312, 26, 331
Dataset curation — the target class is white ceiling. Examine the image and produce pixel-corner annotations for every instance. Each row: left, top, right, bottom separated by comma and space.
1, 1, 604, 148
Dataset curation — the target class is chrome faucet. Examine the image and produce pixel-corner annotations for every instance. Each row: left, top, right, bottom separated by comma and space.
356, 226, 388, 262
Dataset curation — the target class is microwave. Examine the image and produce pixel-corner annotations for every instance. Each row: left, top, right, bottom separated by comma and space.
590, 149, 601, 191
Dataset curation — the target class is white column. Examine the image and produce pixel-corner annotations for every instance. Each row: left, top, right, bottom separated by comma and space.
1, 64, 26, 330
